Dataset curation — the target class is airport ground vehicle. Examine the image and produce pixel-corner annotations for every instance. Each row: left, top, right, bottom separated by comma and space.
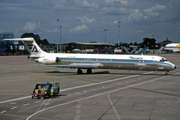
31, 82, 60, 99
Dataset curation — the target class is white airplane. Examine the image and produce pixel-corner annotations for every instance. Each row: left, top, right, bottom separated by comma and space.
4, 38, 176, 75
164, 43, 180, 52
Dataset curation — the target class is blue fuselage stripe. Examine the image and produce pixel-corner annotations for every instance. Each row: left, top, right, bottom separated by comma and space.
57, 57, 169, 66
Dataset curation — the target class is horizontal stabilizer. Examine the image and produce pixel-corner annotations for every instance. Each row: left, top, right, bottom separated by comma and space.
4, 38, 34, 41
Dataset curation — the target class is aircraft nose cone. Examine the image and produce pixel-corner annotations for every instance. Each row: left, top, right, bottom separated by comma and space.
172, 64, 176, 70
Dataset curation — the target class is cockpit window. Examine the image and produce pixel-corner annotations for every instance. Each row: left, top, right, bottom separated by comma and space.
160, 58, 168, 62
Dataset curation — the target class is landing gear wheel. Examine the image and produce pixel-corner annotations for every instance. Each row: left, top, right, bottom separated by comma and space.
87, 69, 92, 74
77, 69, 83, 74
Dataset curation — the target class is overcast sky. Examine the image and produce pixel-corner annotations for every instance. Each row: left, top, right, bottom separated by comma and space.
1, 0, 180, 44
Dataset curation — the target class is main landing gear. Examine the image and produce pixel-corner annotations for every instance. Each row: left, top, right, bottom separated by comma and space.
77, 68, 83, 74
87, 69, 92, 74
77, 68, 92, 74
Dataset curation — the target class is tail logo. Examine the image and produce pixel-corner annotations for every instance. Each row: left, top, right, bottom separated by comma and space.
32, 45, 38, 52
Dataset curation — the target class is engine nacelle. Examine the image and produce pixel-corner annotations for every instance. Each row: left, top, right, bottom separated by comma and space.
35, 57, 57, 64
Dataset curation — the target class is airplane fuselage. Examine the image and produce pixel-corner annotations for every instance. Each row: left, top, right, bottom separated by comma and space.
34, 53, 176, 72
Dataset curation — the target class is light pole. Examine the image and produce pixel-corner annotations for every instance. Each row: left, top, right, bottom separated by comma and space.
173, 23, 175, 43
60, 26, 62, 52
104, 29, 107, 43
56, 19, 59, 53
178, 36, 179, 43
118, 22, 121, 47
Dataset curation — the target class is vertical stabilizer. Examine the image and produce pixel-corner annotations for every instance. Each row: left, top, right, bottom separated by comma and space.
4, 38, 46, 56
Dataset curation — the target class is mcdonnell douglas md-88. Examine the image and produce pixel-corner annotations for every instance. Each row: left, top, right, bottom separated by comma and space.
4, 38, 176, 75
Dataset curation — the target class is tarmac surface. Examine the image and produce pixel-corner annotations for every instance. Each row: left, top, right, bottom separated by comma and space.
0, 54, 180, 120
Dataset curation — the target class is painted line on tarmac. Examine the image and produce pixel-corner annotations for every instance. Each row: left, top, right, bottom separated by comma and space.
1, 110, 6, 113
60, 74, 141, 92
0, 73, 141, 104
107, 94, 121, 120
0, 71, 156, 104
35, 101, 41, 104
23, 103, 30, 106
11, 106, 17, 110
0, 96, 31, 104
26, 75, 171, 120
10, 102, 17, 104
0, 113, 50, 120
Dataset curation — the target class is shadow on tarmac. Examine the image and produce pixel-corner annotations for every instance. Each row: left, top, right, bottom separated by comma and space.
32, 94, 68, 99
34, 70, 179, 76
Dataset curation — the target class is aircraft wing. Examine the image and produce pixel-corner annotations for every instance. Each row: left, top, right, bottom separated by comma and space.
40, 63, 104, 69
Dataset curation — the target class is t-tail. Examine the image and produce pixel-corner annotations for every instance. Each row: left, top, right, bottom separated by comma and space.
4, 38, 46, 59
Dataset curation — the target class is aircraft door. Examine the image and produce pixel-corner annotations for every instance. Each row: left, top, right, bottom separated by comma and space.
153, 60, 157, 66
151, 57, 157, 66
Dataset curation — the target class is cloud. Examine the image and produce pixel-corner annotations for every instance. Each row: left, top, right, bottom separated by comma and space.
76, 16, 95, 23
102, 7, 128, 15
144, 4, 166, 17
113, 20, 121, 25
128, 9, 144, 22
23, 21, 40, 31
74, 0, 98, 8
144, 4, 166, 13
54, 4, 64, 10
1, 1, 180, 44
105, 0, 129, 6
69, 24, 88, 33
113, 20, 118, 24
137, 30, 145, 33
81, 0, 98, 8
42, 28, 56, 33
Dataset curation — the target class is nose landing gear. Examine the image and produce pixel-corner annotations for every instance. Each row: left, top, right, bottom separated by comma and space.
165, 71, 169, 75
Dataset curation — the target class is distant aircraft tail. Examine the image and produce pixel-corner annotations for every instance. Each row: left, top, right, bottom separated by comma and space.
4, 38, 46, 58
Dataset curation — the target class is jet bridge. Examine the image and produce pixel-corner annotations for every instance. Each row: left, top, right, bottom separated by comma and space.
155, 46, 164, 54
123, 47, 130, 54
130, 47, 137, 54
105, 47, 113, 54
135, 48, 143, 54
141, 47, 148, 54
